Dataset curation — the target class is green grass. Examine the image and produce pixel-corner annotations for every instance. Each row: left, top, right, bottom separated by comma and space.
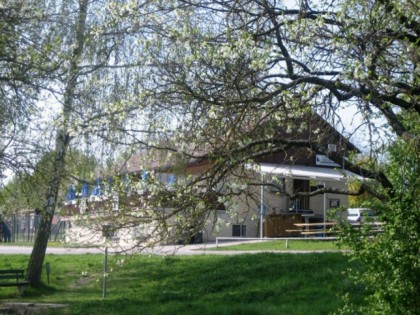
208, 240, 350, 251
0, 253, 364, 315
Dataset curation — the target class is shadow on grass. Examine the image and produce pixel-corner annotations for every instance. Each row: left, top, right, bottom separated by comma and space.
2, 253, 366, 315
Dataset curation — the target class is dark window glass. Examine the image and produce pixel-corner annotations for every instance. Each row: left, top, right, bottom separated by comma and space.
232, 225, 246, 237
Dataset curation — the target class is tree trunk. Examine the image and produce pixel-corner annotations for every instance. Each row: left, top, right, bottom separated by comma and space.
26, 0, 89, 288
25, 212, 54, 287
26, 130, 70, 287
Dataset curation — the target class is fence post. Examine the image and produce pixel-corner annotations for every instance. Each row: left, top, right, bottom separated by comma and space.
27, 214, 30, 242
13, 213, 17, 242
103, 247, 108, 298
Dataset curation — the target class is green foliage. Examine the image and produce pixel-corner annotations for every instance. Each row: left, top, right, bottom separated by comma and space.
0, 150, 97, 213
339, 135, 420, 314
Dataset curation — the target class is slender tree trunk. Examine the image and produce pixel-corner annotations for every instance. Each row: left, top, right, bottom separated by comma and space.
26, 130, 70, 287
26, 0, 89, 287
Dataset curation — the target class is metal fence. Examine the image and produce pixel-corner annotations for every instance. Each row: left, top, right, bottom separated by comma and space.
215, 236, 338, 248
0, 213, 68, 243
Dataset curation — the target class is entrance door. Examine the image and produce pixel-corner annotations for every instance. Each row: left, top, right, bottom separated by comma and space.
293, 179, 310, 210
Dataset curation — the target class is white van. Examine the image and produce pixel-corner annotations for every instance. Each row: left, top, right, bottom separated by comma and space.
347, 208, 378, 224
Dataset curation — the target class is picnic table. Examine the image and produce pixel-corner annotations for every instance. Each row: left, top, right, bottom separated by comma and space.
286, 222, 337, 236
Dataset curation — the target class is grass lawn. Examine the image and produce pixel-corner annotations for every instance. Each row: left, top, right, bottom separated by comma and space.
209, 239, 350, 251
0, 253, 363, 315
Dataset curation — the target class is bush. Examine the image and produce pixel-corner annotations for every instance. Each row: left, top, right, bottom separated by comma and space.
339, 137, 419, 314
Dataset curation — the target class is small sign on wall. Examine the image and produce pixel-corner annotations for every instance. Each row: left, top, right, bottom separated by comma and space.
329, 199, 340, 208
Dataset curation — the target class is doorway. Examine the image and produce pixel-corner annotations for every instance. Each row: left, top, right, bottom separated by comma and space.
293, 179, 310, 210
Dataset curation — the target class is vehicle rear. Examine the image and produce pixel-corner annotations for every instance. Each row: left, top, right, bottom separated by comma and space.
347, 208, 377, 224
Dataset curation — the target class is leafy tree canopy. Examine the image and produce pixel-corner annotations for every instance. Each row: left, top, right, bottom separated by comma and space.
0, 149, 97, 213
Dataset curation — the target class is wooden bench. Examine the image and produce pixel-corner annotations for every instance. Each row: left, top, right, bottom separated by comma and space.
286, 229, 334, 236
0, 269, 29, 296
294, 222, 337, 228
300, 230, 334, 235
287, 222, 338, 236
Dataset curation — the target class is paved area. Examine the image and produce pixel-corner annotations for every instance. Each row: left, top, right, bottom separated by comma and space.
0, 242, 248, 255
0, 241, 347, 255
0, 245, 104, 255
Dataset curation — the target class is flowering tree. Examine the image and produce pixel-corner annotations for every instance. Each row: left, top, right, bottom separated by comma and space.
64, 0, 418, 258
130, 1, 418, 313
0, 1, 48, 177
8, 0, 165, 287
1, 1, 418, 306
141, 0, 418, 192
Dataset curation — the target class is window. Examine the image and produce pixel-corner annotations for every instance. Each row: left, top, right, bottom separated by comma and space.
268, 177, 285, 193
293, 179, 310, 210
232, 224, 246, 237
158, 173, 177, 188
112, 194, 119, 211
80, 198, 87, 214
